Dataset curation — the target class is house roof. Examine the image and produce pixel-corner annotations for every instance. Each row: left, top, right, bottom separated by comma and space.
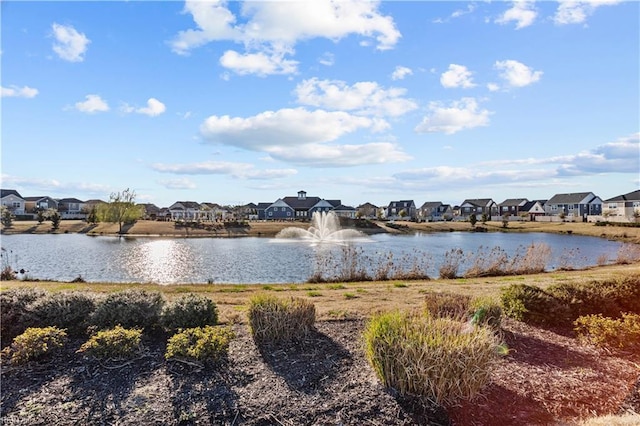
357, 202, 378, 209
546, 192, 596, 204
389, 200, 415, 208
171, 201, 201, 209
24, 196, 49, 201
1, 189, 23, 199
461, 199, 494, 207
605, 189, 640, 202
256, 202, 272, 210
521, 200, 545, 211
57, 198, 84, 203
333, 204, 356, 211
419, 201, 443, 209
282, 195, 322, 209
499, 198, 528, 207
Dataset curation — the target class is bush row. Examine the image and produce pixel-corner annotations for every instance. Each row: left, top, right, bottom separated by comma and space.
0, 288, 219, 347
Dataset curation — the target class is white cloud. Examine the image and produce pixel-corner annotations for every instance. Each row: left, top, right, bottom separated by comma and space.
74, 94, 109, 114
152, 160, 297, 180
557, 132, 639, 175
554, 0, 622, 25
170, 0, 400, 75
266, 142, 411, 167
295, 78, 417, 117
318, 52, 335, 66
1, 85, 38, 98
495, 1, 537, 29
415, 98, 492, 135
440, 64, 476, 89
158, 178, 197, 190
1, 174, 112, 196
51, 23, 90, 62
200, 107, 382, 150
122, 98, 166, 117
219, 50, 298, 76
391, 66, 413, 81
487, 83, 500, 92
494, 59, 543, 88
433, 3, 476, 23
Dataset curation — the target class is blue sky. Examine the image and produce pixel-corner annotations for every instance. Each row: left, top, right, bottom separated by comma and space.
2, 0, 638, 208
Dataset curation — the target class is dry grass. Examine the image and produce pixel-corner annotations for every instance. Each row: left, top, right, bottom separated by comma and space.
247, 294, 316, 343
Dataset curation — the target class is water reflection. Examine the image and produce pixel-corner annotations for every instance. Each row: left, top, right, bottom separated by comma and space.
0, 232, 628, 284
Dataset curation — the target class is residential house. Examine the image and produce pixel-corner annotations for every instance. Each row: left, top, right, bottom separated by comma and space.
386, 200, 417, 220
308, 199, 338, 217
497, 198, 528, 220
264, 199, 295, 220
418, 202, 453, 222
200, 202, 229, 221
520, 200, 547, 221
1, 189, 26, 216
544, 192, 602, 221
356, 202, 379, 219
24, 196, 59, 216
139, 203, 161, 220
331, 204, 357, 219
458, 199, 498, 220
256, 202, 272, 220
168, 201, 202, 221
601, 190, 640, 222
281, 190, 323, 220
57, 198, 86, 219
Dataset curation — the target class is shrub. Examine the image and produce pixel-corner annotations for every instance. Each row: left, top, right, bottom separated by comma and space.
424, 291, 471, 321
574, 313, 640, 351
548, 276, 640, 320
78, 325, 142, 359
363, 311, 500, 405
0, 287, 48, 346
1, 326, 67, 365
90, 289, 164, 330
162, 293, 218, 332
469, 297, 503, 330
165, 326, 234, 363
247, 294, 315, 343
25, 292, 96, 335
500, 284, 570, 326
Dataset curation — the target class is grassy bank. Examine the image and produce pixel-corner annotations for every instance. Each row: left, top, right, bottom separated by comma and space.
2, 262, 638, 324
2, 219, 640, 243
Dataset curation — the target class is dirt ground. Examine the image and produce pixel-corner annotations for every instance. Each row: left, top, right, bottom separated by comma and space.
1, 316, 639, 426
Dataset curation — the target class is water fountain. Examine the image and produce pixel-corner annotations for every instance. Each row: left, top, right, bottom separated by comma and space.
274, 211, 369, 245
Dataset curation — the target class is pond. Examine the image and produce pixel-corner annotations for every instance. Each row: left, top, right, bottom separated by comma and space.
0, 232, 627, 284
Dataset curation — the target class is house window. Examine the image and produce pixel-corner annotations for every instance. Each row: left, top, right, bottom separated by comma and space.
268, 211, 273, 216
502, 206, 508, 212
633, 202, 640, 208
12, 202, 21, 208
287, 212, 291, 216
608, 203, 617, 209
551, 205, 557, 211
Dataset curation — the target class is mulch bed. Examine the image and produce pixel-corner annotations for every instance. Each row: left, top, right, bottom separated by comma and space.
1, 319, 638, 425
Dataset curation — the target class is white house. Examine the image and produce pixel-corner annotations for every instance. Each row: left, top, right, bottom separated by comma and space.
1, 189, 26, 216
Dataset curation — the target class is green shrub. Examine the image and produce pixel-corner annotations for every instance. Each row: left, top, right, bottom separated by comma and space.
162, 293, 218, 332
0, 287, 48, 346
363, 311, 500, 405
25, 291, 96, 335
247, 294, 315, 343
1, 326, 67, 365
574, 313, 640, 351
90, 289, 164, 330
78, 325, 142, 359
500, 284, 570, 326
469, 297, 503, 330
165, 326, 234, 362
424, 291, 471, 321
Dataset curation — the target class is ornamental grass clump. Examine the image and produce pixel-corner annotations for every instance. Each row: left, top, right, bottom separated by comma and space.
424, 291, 471, 321
1, 326, 67, 365
25, 291, 96, 336
162, 293, 218, 332
0, 287, 47, 346
248, 294, 315, 343
574, 313, 640, 351
90, 289, 164, 331
78, 325, 142, 359
165, 326, 234, 363
363, 311, 500, 405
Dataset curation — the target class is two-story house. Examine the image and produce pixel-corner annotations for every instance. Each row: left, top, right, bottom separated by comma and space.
418, 202, 453, 222
545, 192, 602, 221
386, 200, 417, 220
498, 198, 528, 219
1, 189, 26, 216
168, 201, 202, 221
458, 199, 498, 220
356, 202, 379, 219
24, 196, 59, 216
602, 190, 640, 222
57, 198, 86, 219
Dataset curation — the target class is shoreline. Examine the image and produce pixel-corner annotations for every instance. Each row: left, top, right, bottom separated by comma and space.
2, 218, 640, 243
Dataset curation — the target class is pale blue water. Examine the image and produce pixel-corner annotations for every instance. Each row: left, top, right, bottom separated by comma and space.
0, 232, 626, 284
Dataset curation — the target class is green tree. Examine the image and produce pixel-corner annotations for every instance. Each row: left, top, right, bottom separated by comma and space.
469, 213, 477, 227
97, 188, 143, 234
47, 209, 61, 230
1, 206, 13, 228
86, 206, 98, 224
36, 209, 46, 224
481, 213, 489, 224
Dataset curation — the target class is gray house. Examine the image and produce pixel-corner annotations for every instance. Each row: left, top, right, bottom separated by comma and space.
386, 200, 417, 220
545, 192, 602, 221
498, 198, 528, 218
458, 199, 498, 220
264, 199, 295, 220
1, 189, 26, 216
418, 201, 453, 222
24, 196, 59, 216
57, 198, 86, 219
